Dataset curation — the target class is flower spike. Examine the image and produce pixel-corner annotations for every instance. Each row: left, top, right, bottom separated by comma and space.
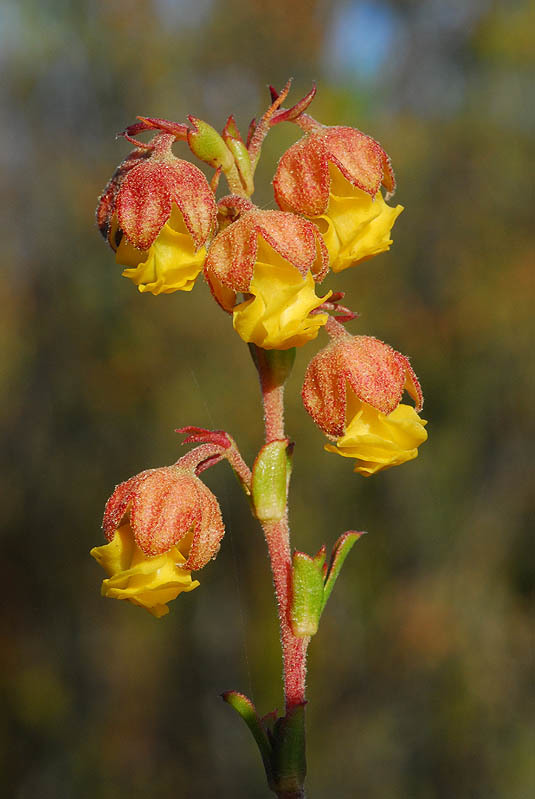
92, 82, 429, 798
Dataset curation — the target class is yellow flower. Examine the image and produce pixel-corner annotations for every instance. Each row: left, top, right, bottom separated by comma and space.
325, 396, 428, 476
232, 241, 331, 350
204, 208, 330, 350
115, 206, 207, 295
311, 166, 403, 273
90, 523, 199, 618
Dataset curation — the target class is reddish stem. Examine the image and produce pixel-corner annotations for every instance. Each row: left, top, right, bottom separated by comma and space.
261, 380, 285, 442
263, 518, 309, 709
256, 354, 309, 711
175, 443, 227, 473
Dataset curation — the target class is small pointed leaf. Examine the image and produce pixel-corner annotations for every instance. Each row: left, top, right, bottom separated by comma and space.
222, 691, 273, 783
321, 531, 364, 612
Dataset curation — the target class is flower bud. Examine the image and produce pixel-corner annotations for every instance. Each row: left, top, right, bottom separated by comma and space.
302, 334, 427, 475
222, 115, 254, 196
204, 207, 331, 350
187, 116, 235, 172
96, 133, 216, 294
90, 465, 225, 617
273, 127, 403, 272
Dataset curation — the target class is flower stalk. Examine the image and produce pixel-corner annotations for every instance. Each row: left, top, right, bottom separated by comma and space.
252, 344, 309, 796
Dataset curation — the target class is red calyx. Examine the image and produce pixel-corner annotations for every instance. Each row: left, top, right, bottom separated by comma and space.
302, 335, 423, 438
96, 131, 216, 252
273, 126, 396, 217
204, 208, 329, 311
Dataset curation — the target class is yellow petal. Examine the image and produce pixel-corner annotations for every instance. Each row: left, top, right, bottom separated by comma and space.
90, 524, 199, 618
325, 399, 427, 476
232, 242, 331, 350
116, 206, 206, 295
311, 166, 403, 273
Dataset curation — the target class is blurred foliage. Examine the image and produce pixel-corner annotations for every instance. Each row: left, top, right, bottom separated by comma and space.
1, 0, 534, 797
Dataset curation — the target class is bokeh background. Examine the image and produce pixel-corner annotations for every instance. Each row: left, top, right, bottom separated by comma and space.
2, 0, 534, 796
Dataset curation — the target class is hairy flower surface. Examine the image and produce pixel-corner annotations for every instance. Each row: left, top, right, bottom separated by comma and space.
97, 133, 216, 294
273, 126, 395, 215
205, 207, 330, 349
91, 465, 225, 616
273, 126, 401, 272
303, 334, 427, 475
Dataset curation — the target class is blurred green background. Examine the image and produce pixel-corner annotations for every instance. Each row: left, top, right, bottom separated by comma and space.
2, 0, 534, 796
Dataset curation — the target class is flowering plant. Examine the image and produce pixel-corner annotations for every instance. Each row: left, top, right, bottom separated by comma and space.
92, 82, 426, 797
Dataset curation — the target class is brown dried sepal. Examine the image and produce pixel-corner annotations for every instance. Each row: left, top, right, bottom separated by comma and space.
204, 208, 329, 312
102, 466, 225, 571
96, 132, 216, 252
273, 126, 396, 217
302, 335, 423, 437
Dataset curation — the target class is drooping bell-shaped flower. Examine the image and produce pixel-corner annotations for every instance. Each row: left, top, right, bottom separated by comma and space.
273, 126, 403, 272
97, 132, 216, 294
302, 332, 427, 475
204, 202, 331, 350
90, 464, 225, 617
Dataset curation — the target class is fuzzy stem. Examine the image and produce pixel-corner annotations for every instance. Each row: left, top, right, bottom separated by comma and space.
263, 517, 309, 710
253, 347, 309, 711
262, 381, 285, 442
225, 445, 253, 493
175, 443, 227, 473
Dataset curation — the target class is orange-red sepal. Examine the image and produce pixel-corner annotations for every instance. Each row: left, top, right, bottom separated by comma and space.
96, 149, 150, 246
302, 335, 423, 437
102, 466, 224, 571
204, 207, 329, 311
96, 133, 216, 252
273, 126, 395, 216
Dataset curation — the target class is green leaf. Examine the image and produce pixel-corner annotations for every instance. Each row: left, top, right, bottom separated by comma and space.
221, 691, 273, 783
321, 531, 365, 613
252, 440, 289, 522
290, 549, 326, 637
